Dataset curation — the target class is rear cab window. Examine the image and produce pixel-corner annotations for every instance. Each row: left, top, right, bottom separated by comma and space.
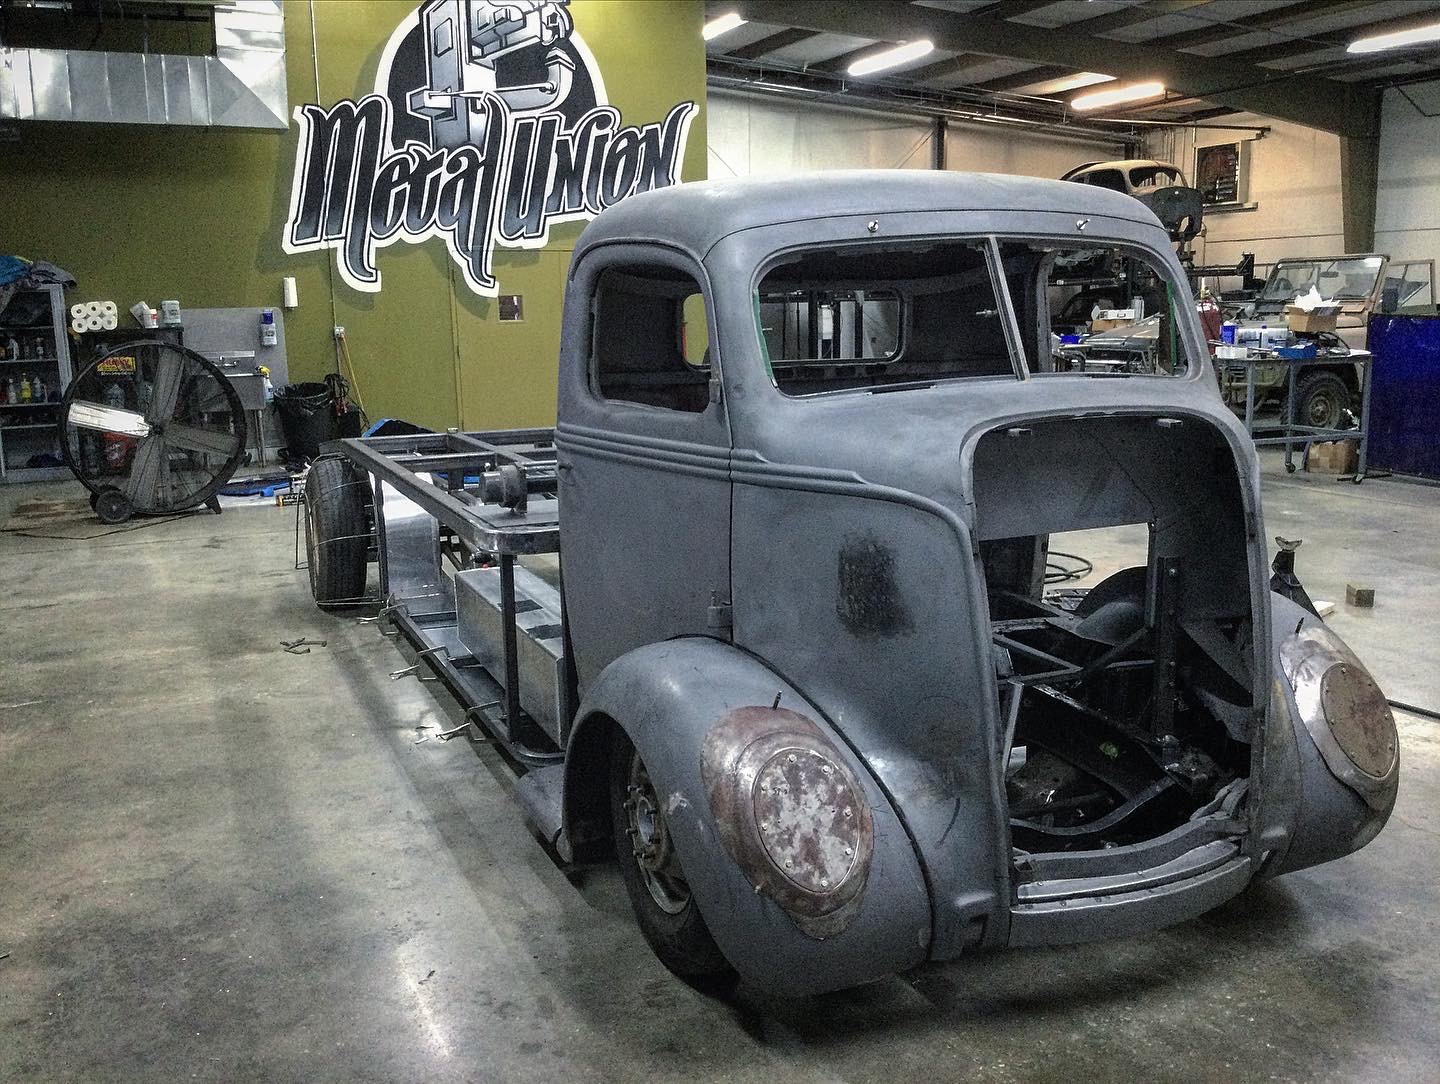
753, 235, 1195, 397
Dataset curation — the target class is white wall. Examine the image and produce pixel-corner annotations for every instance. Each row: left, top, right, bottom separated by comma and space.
707, 89, 1121, 180
943, 122, 1114, 180
1376, 79, 1440, 269
1145, 115, 1344, 269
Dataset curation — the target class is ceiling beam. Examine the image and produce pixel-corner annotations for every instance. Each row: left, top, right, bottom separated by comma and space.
722, 27, 817, 61
1149, 0, 1356, 51
723, 0, 1381, 135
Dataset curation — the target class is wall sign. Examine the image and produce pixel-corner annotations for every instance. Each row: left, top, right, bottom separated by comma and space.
283, 0, 697, 296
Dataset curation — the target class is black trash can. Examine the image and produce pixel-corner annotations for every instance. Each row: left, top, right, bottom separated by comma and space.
273, 382, 336, 461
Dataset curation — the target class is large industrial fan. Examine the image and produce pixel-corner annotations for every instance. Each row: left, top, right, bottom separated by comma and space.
59, 341, 247, 524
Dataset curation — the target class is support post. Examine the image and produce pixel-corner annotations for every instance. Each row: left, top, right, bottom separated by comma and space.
1339, 96, 1382, 253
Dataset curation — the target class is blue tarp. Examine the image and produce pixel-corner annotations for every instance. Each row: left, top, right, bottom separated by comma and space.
1368, 314, 1440, 481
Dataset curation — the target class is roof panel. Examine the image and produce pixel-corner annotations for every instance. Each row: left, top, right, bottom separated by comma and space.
704, 20, 789, 55
1180, 1, 1415, 55
763, 32, 878, 66
1010, 0, 1142, 30
910, 0, 1002, 13
923, 56, 1041, 87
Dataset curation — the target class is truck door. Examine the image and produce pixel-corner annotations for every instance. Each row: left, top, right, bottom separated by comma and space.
555, 245, 731, 689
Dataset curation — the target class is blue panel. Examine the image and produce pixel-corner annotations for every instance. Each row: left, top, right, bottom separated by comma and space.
1368, 315, 1440, 481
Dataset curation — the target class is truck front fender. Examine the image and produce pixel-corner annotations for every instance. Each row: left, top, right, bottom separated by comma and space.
563, 637, 932, 995
1259, 593, 1399, 877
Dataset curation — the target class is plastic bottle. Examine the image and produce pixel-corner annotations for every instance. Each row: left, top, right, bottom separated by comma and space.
31, 374, 45, 402
1220, 321, 1236, 344
20, 374, 32, 402
5, 336, 17, 360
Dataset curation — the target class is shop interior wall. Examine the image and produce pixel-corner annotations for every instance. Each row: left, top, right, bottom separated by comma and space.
1, 0, 708, 431
706, 89, 1122, 180
1377, 80, 1440, 272
1144, 115, 1344, 272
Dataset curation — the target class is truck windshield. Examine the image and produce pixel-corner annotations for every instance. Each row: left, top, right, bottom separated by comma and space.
1259, 256, 1383, 303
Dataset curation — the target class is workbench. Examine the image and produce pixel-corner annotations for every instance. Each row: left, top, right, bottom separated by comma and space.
1223, 347, 1372, 482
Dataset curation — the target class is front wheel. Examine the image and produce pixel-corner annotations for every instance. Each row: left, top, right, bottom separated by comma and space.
609, 732, 734, 987
1292, 371, 1350, 431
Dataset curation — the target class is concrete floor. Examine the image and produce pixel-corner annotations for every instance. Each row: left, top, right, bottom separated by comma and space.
2, 455, 1438, 1083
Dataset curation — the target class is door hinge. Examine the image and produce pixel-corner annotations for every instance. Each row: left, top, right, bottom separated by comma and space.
707, 591, 733, 629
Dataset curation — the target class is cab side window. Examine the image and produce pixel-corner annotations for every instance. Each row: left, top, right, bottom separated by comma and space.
592, 264, 711, 414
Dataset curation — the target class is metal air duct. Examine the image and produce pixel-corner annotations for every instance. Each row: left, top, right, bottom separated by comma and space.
0, 1, 287, 129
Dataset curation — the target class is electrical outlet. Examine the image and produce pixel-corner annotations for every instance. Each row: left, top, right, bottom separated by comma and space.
333, 325, 345, 339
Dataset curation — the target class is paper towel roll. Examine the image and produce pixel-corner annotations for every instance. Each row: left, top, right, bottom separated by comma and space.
100, 301, 118, 317
71, 303, 87, 320
71, 317, 87, 335
101, 315, 118, 330
85, 314, 104, 331
84, 301, 103, 318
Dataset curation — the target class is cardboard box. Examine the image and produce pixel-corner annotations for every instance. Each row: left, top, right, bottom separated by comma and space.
1285, 305, 1340, 334
1306, 440, 1358, 474
1091, 318, 1135, 333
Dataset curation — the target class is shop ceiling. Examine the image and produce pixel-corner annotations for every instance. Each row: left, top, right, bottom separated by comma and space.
706, 0, 1440, 139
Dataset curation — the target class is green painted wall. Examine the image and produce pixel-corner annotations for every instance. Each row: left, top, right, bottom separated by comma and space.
1, 0, 708, 430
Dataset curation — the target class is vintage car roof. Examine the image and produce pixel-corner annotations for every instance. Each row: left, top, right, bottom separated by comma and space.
575, 169, 1164, 260
1060, 159, 1179, 180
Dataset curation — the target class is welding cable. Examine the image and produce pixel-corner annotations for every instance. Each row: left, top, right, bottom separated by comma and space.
1044, 551, 1094, 584
1389, 699, 1440, 723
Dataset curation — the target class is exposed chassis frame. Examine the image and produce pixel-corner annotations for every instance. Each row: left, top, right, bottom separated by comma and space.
333, 429, 569, 765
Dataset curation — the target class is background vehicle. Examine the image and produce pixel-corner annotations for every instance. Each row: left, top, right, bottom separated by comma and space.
1223, 255, 1437, 427
304, 172, 1398, 996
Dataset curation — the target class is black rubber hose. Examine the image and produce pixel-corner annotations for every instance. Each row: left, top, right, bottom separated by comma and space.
1389, 699, 1440, 723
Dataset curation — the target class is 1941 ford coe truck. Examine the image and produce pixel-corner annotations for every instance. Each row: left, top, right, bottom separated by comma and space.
302, 171, 1399, 995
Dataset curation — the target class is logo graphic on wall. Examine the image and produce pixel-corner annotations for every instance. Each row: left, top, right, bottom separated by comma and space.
283, 0, 697, 296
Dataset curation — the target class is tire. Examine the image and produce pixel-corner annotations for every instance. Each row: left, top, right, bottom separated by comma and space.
1292, 371, 1350, 431
609, 731, 734, 988
304, 456, 369, 605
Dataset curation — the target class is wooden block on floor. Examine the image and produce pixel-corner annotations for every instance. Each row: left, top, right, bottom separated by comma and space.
1346, 584, 1375, 608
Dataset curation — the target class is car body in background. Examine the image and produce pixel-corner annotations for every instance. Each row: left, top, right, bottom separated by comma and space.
1061, 159, 1204, 244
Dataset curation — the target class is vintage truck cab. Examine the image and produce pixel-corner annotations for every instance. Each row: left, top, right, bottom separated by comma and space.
305, 171, 1399, 995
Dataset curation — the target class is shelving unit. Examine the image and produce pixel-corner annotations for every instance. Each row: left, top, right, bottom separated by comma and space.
0, 283, 73, 483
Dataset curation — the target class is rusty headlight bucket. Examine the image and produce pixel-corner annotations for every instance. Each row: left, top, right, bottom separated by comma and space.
1279, 624, 1399, 809
701, 706, 875, 939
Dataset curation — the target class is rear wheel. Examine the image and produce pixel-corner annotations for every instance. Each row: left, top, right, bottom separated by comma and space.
609, 732, 734, 987
304, 456, 369, 605
1292, 371, 1350, 431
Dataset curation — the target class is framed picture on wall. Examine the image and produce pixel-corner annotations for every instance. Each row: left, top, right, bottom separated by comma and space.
1195, 141, 1251, 208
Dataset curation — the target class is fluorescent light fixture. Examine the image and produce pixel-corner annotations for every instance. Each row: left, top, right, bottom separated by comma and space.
1347, 21, 1440, 54
703, 12, 746, 41
1071, 80, 1165, 111
847, 39, 934, 77
1027, 72, 1115, 96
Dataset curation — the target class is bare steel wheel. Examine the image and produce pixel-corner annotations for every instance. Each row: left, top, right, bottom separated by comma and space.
1293, 371, 1350, 431
609, 731, 734, 987
624, 754, 690, 915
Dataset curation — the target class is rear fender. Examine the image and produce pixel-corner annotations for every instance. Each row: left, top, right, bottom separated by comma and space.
563, 637, 932, 995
